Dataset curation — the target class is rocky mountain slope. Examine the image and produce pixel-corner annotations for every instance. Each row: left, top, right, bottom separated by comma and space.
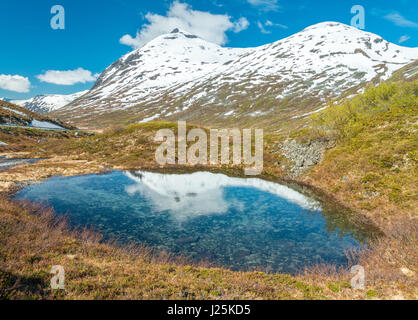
54, 22, 418, 129
0, 100, 73, 130
9, 90, 88, 114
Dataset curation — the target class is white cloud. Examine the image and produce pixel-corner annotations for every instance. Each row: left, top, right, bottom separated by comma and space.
257, 20, 287, 34
0, 74, 31, 93
265, 20, 288, 29
233, 17, 250, 33
36, 68, 98, 85
247, 0, 280, 11
384, 13, 418, 28
120, 1, 249, 49
257, 21, 271, 34
399, 35, 411, 43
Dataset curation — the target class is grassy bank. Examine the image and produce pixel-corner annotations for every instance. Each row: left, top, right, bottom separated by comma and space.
300, 80, 417, 227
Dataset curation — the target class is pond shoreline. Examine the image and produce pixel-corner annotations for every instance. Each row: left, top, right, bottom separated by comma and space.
13, 168, 372, 275
1, 155, 383, 239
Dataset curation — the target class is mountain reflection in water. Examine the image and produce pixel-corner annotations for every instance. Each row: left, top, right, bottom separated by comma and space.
125, 171, 320, 222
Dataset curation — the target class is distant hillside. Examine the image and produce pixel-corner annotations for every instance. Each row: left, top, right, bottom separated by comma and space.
10, 90, 88, 114
0, 100, 74, 130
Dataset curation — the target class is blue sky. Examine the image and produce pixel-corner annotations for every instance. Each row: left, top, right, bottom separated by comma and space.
0, 0, 417, 99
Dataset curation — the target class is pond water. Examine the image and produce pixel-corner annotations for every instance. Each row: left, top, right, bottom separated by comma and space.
0, 157, 43, 172
15, 170, 371, 274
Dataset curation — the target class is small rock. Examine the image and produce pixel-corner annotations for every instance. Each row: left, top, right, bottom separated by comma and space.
400, 267, 414, 277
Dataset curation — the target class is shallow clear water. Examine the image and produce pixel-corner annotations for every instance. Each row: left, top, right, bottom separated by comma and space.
15, 170, 367, 274
0, 157, 43, 172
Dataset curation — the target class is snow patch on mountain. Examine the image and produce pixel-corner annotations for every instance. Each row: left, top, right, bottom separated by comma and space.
59, 22, 418, 126
11, 90, 88, 114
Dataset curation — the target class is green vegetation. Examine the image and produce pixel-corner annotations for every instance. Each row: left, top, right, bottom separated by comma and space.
304, 80, 417, 225
312, 81, 417, 141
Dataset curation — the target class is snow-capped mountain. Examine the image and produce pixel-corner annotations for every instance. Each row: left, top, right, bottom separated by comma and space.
12, 90, 88, 114
56, 22, 418, 128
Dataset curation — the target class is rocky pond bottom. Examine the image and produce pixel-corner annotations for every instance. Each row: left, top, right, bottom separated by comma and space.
15, 171, 373, 274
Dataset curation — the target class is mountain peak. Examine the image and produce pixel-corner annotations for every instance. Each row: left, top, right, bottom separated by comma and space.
11, 90, 88, 114
160, 28, 200, 40
60, 22, 418, 128
303, 21, 353, 30
136, 28, 205, 51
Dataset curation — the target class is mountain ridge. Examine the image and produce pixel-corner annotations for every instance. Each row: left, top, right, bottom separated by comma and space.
9, 90, 88, 114
50, 22, 418, 128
